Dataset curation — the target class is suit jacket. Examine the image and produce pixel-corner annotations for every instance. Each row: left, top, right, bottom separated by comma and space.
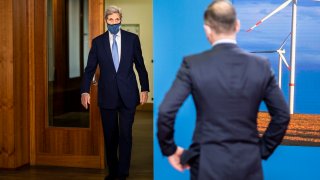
81, 30, 149, 109
157, 43, 290, 180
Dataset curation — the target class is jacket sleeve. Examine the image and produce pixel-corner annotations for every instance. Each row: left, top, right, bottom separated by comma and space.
157, 58, 192, 156
133, 35, 149, 92
80, 39, 98, 94
260, 61, 290, 159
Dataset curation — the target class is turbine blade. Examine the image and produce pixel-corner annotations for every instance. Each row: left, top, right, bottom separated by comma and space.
279, 53, 290, 70
251, 50, 277, 53
279, 32, 292, 49
247, 0, 292, 32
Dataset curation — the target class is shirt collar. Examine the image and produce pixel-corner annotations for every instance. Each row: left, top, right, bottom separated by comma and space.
108, 30, 121, 38
212, 39, 237, 47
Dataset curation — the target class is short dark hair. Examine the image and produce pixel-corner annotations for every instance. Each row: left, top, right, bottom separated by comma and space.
204, 0, 237, 34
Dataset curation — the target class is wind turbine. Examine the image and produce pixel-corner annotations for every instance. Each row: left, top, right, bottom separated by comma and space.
247, 0, 297, 114
251, 33, 291, 89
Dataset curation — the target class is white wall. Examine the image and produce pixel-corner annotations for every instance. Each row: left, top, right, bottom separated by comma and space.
105, 0, 153, 103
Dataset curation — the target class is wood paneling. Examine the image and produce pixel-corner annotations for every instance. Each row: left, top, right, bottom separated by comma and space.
0, 0, 105, 169
12, 0, 30, 168
0, 0, 15, 168
0, 0, 30, 168
33, 0, 47, 166
89, 0, 104, 41
89, 0, 105, 169
28, 0, 36, 165
36, 155, 101, 168
32, 0, 105, 169
52, 0, 68, 115
0, 111, 153, 178
90, 82, 104, 167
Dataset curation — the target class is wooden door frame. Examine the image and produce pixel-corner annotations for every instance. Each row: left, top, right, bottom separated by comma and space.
88, 0, 105, 169
29, 0, 105, 168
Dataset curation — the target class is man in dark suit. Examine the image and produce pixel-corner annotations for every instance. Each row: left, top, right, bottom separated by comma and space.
81, 6, 149, 180
157, 0, 290, 179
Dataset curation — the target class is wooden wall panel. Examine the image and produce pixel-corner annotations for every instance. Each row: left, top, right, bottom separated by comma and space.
52, 0, 68, 115
89, 0, 105, 168
89, 0, 105, 41
0, 0, 30, 168
33, 0, 47, 160
31, 0, 105, 169
0, 0, 106, 169
0, 0, 14, 168
12, 0, 30, 168
28, 0, 35, 165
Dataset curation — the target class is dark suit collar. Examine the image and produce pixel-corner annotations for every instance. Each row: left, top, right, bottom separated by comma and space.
120, 30, 127, 66
211, 43, 238, 51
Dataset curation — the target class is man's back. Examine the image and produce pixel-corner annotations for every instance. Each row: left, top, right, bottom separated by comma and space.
187, 43, 272, 144
158, 43, 290, 179
157, 1, 290, 179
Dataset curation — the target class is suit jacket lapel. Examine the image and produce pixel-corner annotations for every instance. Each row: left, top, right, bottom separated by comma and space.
119, 30, 126, 71
103, 32, 117, 73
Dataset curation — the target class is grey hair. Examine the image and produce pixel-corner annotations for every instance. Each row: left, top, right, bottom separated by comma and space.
104, 5, 122, 20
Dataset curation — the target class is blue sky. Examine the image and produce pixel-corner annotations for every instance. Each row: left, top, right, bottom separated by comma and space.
234, 0, 320, 69
154, 0, 320, 114
233, 0, 320, 113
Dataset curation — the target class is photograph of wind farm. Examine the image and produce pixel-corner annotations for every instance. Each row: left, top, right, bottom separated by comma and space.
235, 0, 320, 145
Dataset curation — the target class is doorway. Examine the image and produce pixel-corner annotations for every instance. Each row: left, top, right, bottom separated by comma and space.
47, 0, 90, 128
32, 0, 105, 168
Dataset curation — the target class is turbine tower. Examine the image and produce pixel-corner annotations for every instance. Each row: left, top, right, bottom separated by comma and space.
247, 0, 297, 114
251, 33, 291, 89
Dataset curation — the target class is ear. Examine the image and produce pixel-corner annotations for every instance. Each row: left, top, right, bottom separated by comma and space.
235, 19, 240, 33
203, 24, 212, 37
204, 24, 214, 44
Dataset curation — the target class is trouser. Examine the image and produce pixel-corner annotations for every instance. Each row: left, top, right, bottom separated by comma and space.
190, 156, 199, 180
100, 98, 136, 177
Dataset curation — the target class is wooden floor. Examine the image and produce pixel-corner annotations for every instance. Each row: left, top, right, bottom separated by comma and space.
0, 111, 153, 180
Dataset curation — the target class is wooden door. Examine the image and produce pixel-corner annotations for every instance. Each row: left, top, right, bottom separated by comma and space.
30, 0, 105, 168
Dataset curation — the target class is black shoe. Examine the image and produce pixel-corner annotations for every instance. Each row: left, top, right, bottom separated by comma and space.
118, 176, 126, 180
104, 174, 117, 180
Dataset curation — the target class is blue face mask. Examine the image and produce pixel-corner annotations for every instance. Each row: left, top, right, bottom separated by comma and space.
107, 23, 121, 34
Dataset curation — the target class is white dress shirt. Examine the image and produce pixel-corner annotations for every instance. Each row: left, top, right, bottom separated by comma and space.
212, 39, 237, 47
109, 31, 121, 62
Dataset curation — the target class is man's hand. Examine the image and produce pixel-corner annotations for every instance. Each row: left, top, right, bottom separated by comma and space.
140, 91, 148, 105
81, 93, 90, 109
168, 146, 190, 172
